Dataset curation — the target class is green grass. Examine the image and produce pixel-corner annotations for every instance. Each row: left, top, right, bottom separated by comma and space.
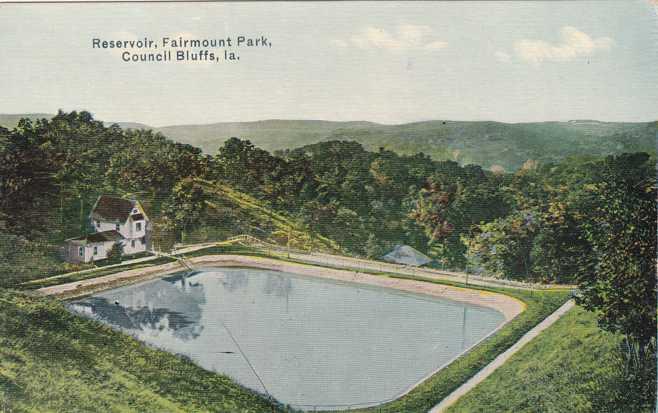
19, 257, 176, 290
18, 244, 276, 291
447, 306, 653, 413
0, 289, 286, 413
197, 179, 342, 253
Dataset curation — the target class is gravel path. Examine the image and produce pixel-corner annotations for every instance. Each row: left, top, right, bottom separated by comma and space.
38, 254, 525, 322
429, 299, 576, 412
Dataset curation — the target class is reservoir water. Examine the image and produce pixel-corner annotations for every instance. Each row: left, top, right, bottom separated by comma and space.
68, 267, 504, 409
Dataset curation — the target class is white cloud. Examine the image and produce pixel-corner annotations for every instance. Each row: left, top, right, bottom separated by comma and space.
331, 39, 349, 48
335, 25, 447, 51
514, 26, 613, 64
495, 51, 511, 63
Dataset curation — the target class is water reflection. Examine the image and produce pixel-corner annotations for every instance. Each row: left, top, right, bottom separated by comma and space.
220, 270, 249, 292
69, 274, 206, 340
264, 272, 293, 313
263, 273, 293, 298
68, 267, 505, 408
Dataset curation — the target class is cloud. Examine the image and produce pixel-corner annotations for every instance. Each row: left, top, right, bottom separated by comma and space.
335, 25, 447, 51
494, 51, 511, 63
514, 26, 613, 64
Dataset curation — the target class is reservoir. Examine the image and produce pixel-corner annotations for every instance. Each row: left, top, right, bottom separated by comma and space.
68, 267, 504, 410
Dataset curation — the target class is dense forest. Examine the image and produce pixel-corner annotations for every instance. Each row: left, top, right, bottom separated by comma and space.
0, 111, 655, 398
1, 111, 655, 282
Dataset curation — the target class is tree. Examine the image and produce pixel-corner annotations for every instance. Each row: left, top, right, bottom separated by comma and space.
466, 210, 538, 279
0, 119, 61, 238
410, 166, 510, 269
529, 199, 589, 283
106, 242, 124, 264
214, 137, 276, 191
364, 234, 383, 259
569, 153, 656, 409
572, 153, 656, 349
161, 178, 208, 242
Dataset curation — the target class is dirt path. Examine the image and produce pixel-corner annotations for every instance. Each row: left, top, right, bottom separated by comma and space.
38, 254, 525, 321
429, 299, 576, 412
289, 251, 549, 290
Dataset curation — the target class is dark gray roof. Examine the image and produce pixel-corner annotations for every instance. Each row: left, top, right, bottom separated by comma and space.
91, 196, 135, 222
382, 245, 432, 267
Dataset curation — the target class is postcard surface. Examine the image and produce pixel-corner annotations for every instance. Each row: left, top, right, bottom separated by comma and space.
0, 2, 656, 412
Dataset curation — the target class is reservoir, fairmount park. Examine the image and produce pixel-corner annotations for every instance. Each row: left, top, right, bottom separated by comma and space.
68, 267, 504, 409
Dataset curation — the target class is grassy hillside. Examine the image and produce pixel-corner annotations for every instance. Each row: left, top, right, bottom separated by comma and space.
0, 289, 284, 413
192, 178, 342, 253
447, 306, 652, 412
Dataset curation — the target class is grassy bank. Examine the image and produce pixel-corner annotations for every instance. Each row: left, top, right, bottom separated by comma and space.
333, 278, 570, 413
19, 256, 176, 290
447, 306, 653, 412
0, 289, 286, 413
19, 244, 279, 291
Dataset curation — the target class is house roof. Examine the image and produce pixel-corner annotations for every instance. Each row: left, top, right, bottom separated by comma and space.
91, 196, 135, 222
381, 245, 432, 267
68, 230, 124, 244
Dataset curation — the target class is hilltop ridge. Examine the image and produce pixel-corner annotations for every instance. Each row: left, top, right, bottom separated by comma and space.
1, 114, 654, 171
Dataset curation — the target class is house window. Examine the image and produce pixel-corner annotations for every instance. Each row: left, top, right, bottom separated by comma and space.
96, 220, 100, 227
115, 223, 120, 231
93, 246, 98, 255
131, 240, 136, 248
136, 222, 142, 232
78, 246, 84, 257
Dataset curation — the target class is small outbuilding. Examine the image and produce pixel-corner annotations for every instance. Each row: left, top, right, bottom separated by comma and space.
381, 245, 432, 267
65, 230, 124, 263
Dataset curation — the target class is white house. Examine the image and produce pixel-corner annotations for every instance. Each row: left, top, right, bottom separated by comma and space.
65, 196, 151, 263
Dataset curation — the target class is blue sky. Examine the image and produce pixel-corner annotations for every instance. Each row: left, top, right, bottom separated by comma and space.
0, 1, 657, 126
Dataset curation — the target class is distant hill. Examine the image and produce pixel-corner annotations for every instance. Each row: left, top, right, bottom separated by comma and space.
110, 121, 152, 130
320, 120, 657, 170
157, 119, 378, 154
0, 114, 151, 131
158, 119, 657, 171
1, 114, 654, 171
0, 113, 53, 129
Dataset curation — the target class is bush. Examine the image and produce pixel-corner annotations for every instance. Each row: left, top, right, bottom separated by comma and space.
105, 242, 124, 265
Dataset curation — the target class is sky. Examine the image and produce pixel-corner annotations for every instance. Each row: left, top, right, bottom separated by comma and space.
0, 1, 657, 126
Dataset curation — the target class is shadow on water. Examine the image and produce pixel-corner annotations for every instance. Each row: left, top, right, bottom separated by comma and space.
263, 273, 293, 298
69, 274, 207, 341
220, 270, 250, 292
